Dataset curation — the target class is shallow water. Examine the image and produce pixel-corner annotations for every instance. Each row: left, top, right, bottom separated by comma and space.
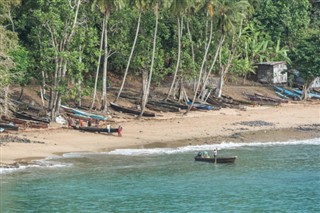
1, 138, 320, 212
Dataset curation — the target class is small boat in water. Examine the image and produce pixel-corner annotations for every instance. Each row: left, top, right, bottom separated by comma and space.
194, 151, 237, 164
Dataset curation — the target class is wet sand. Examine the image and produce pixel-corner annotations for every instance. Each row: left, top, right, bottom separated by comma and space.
1, 102, 319, 167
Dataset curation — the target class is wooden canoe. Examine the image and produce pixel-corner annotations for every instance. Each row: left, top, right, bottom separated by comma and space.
13, 111, 50, 123
194, 156, 237, 163
72, 126, 119, 133
0, 123, 19, 131
110, 102, 155, 117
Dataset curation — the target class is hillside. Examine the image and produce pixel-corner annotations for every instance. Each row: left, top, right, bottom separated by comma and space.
9, 74, 288, 118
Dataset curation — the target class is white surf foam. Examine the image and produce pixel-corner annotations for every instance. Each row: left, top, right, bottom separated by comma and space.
108, 138, 320, 156
0, 160, 72, 175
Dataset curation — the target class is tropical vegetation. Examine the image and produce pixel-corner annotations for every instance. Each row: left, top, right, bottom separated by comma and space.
0, 0, 319, 117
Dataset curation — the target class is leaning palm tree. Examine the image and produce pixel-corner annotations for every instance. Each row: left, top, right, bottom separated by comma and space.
139, 0, 170, 118
211, 0, 249, 98
165, 0, 203, 101
115, 0, 145, 103
164, 0, 191, 101
185, 2, 214, 114
91, 0, 124, 112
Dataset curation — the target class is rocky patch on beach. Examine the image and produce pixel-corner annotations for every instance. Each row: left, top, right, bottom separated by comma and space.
0, 134, 44, 145
233, 120, 274, 127
296, 124, 320, 131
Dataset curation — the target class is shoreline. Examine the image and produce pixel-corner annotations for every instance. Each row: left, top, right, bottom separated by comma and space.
1, 102, 319, 167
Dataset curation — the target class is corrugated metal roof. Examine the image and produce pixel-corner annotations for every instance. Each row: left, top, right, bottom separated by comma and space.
256, 61, 286, 66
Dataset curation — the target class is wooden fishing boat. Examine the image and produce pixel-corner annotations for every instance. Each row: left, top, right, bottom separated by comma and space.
293, 89, 320, 99
1, 115, 28, 125
66, 113, 91, 122
72, 126, 119, 133
186, 101, 214, 110
274, 86, 301, 100
1, 115, 48, 129
194, 156, 237, 163
110, 102, 155, 117
61, 105, 108, 121
194, 151, 237, 163
13, 111, 50, 123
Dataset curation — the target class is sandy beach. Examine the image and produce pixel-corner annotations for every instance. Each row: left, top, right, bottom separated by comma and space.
1, 102, 319, 166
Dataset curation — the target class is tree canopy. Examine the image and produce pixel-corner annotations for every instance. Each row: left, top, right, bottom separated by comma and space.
0, 0, 318, 115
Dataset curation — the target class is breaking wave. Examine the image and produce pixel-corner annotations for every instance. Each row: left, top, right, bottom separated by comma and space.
108, 138, 320, 156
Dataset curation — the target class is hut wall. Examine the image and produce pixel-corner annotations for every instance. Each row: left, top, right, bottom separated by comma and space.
273, 63, 287, 84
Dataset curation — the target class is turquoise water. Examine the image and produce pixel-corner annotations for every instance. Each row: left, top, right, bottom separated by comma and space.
1, 138, 320, 212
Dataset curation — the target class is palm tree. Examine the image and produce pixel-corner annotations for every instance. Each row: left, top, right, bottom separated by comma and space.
91, 0, 124, 112
211, 0, 249, 98
90, 17, 106, 110
115, 0, 145, 103
139, 0, 170, 118
185, 2, 214, 114
164, 0, 191, 101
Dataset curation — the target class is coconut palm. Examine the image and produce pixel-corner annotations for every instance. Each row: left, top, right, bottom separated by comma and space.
164, 0, 192, 101
211, 0, 249, 98
139, 0, 170, 118
185, 1, 215, 114
90, 0, 124, 112
115, 0, 145, 103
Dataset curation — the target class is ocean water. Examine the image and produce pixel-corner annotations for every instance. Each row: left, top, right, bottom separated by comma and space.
1, 138, 320, 213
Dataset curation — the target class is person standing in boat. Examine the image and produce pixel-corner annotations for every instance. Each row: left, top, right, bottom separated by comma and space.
107, 123, 111, 135
87, 119, 92, 127
67, 117, 73, 127
118, 125, 122, 137
213, 148, 218, 158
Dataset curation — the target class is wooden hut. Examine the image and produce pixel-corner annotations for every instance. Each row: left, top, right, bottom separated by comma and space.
256, 62, 287, 84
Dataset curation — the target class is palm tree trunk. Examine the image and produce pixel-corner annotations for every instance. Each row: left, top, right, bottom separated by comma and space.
78, 45, 82, 106
139, 3, 159, 118
165, 16, 182, 101
90, 17, 105, 110
185, 19, 213, 114
4, 86, 9, 115
186, 18, 195, 65
101, 15, 108, 112
115, 7, 142, 103
200, 35, 225, 96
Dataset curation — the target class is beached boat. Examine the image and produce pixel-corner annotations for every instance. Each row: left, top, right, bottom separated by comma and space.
1, 115, 28, 125
0, 123, 19, 131
194, 151, 237, 163
13, 111, 50, 124
72, 126, 119, 133
61, 105, 108, 121
110, 102, 155, 117
274, 86, 301, 100
293, 89, 320, 99
1, 115, 48, 129
186, 101, 214, 110
275, 91, 289, 100
66, 113, 91, 122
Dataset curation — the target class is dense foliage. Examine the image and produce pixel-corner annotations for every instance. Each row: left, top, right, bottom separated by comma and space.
0, 0, 318, 116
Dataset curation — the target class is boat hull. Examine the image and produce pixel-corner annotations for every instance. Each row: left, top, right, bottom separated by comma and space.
72, 126, 118, 133
194, 156, 237, 163
110, 102, 155, 117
